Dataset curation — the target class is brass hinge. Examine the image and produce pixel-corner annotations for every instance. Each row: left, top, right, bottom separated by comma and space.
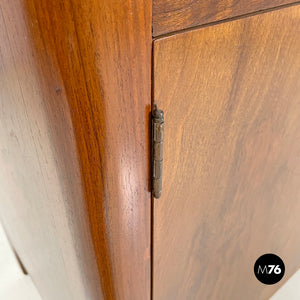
152, 105, 164, 199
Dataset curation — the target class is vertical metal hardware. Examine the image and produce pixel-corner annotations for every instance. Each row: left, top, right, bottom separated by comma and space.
152, 104, 164, 199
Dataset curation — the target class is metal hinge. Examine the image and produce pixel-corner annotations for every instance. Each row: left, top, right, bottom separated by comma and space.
152, 104, 164, 199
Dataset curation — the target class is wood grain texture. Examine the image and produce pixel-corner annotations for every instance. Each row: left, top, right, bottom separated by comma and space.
0, 0, 151, 299
153, 0, 298, 36
154, 6, 300, 300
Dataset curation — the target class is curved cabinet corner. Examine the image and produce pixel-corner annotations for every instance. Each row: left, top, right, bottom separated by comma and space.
0, 1, 152, 299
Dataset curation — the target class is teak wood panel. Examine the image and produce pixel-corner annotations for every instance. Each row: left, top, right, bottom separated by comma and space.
153, 0, 298, 36
153, 6, 300, 300
0, 0, 151, 299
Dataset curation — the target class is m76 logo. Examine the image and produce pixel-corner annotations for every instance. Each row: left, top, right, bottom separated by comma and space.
257, 265, 282, 274
254, 254, 285, 284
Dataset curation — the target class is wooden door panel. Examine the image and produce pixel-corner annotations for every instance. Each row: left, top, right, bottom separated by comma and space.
153, 6, 300, 300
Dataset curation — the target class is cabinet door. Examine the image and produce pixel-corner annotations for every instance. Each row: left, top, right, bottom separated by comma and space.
153, 6, 300, 300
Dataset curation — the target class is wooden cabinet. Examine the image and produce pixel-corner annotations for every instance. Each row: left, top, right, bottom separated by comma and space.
0, 1, 299, 299
0, 1, 151, 299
